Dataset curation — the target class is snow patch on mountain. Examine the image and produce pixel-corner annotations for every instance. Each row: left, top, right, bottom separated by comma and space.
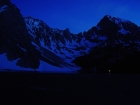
38, 60, 79, 73
106, 15, 130, 24
0, 54, 79, 73
0, 5, 8, 13
114, 18, 130, 24
118, 28, 130, 35
0, 53, 32, 71
17, 44, 26, 52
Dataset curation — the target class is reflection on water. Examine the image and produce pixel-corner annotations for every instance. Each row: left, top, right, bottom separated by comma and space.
109, 70, 111, 74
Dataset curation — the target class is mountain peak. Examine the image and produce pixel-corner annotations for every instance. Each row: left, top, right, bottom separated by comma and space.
97, 15, 137, 30
97, 15, 118, 29
104, 15, 112, 18
102, 15, 130, 24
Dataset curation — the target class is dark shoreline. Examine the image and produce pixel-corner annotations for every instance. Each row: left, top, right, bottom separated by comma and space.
0, 72, 140, 105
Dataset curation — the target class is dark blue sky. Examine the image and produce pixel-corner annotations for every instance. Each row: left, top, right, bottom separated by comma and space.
11, 0, 140, 34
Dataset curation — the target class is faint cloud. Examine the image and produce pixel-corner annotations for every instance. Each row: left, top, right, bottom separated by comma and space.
95, 1, 129, 18
97, 1, 116, 13
113, 5, 129, 16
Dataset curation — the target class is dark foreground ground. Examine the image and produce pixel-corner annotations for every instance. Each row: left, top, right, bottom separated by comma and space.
0, 72, 140, 105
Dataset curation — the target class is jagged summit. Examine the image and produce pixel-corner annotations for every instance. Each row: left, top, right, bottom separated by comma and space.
95, 15, 139, 37
24, 16, 96, 63
97, 15, 138, 29
103, 15, 130, 23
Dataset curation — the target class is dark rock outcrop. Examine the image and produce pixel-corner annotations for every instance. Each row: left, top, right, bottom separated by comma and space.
0, 0, 40, 69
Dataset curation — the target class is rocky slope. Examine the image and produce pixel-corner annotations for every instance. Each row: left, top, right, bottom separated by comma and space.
24, 16, 98, 63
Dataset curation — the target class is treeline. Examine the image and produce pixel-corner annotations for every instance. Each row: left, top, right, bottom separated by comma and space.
73, 44, 140, 74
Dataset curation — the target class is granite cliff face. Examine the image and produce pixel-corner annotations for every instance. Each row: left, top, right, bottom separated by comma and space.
1, 0, 140, 73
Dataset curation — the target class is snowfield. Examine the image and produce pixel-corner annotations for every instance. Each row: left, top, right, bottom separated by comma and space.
0, 54, 80, 73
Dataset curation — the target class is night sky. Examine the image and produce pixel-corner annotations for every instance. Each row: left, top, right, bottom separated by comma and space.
10, 0, 140, 34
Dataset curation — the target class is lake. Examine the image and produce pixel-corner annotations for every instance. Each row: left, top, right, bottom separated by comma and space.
0, 72, 140, 105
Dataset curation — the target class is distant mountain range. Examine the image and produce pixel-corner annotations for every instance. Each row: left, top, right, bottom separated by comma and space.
0, 0, 140, 73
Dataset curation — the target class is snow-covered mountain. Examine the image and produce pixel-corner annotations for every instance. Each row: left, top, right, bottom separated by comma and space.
24, 16, 98, 63
1, 0, 140, 73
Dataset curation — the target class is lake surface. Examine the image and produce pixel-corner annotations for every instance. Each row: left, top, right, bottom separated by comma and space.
0, 72, 140, 105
